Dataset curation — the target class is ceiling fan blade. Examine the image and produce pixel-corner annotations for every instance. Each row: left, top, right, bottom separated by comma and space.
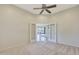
33, 8, 42, 9
40, 10, 44, 14
47, 4, 56, 8
45, 9, 51, 13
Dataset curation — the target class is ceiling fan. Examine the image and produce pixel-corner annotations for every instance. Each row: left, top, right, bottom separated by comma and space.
33, 4, 56, 14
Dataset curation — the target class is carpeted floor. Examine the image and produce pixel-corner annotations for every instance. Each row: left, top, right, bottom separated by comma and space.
0, 42, 79, 55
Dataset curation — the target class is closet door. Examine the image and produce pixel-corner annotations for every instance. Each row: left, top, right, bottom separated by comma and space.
30, 24, 36, 42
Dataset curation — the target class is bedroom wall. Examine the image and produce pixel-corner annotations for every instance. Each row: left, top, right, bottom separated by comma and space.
48, 5, 79, 47
0, 5, 34, 50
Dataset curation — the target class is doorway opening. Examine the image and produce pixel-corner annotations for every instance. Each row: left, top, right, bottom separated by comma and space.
36, 24, 56, 42
30, 24, 56, 43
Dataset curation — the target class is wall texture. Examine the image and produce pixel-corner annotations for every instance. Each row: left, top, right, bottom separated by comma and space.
49, 5, 79, 47
0, 4, 79, 50
0, 5, 34, 50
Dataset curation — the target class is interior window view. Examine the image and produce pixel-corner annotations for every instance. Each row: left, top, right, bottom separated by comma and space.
0, 4, 79, 55
36, 24, 56, 42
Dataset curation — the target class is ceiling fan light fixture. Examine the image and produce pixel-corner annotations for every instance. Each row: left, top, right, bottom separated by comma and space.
33, 4, 56, 14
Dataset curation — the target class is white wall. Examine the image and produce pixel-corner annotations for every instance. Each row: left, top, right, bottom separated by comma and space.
49, 5, 79, 47
0, 5, 34, 50
0, 4, 79, 50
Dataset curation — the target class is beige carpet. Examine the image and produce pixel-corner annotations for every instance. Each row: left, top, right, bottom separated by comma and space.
0, 42, 79, 55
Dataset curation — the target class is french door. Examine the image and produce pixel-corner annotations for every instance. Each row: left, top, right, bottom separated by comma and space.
30, 24, 56, 43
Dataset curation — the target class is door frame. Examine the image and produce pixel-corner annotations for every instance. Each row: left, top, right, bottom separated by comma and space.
29, 23, 57, 43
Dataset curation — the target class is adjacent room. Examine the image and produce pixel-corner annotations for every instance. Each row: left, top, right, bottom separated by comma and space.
0, 4, 79, 55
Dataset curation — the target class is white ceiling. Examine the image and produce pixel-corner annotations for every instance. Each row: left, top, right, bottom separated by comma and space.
14, 4, 78, 14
